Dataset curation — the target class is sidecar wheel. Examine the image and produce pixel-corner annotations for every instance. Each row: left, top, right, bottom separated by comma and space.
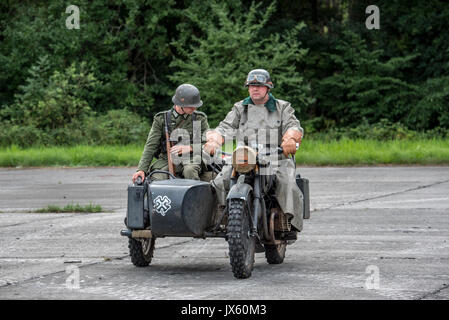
264, 241, 287, 264
227, 199, 255, 279
128, 237, 155, 267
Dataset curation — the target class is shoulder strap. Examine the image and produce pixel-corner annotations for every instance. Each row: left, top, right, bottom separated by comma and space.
164, 110, 172, 134
279, 102, 283, 141
191, 112, 197, 132
159, 110, 172, 153
192, 112, 196, 125
241, 105, 248, 125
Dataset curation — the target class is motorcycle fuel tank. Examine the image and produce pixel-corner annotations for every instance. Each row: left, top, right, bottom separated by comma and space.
148, 179, 215, 237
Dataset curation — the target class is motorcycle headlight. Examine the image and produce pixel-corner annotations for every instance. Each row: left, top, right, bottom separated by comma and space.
232, 146, 257, 173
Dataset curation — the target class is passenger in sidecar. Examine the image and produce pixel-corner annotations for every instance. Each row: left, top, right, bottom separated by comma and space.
132, 84, 210, 184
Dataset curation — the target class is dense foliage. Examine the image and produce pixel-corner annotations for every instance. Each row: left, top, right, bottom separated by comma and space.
0, 0, 448, 146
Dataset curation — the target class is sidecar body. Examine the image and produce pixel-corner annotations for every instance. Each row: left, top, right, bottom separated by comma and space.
125, 179, 216, 238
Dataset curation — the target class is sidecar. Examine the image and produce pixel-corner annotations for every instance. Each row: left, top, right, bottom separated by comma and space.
150, 179, 216, 237
121, 178, 217, 239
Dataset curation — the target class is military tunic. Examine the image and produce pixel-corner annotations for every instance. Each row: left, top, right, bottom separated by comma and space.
210, 94, 305, 231
137, 107, 209, 181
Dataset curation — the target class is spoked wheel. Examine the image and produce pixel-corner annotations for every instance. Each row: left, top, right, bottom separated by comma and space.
227, 199, 256, 279
264, 241, 287, 264
128, 237, 155, 267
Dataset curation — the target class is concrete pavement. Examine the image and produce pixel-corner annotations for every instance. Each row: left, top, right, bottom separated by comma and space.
0, 166, 448, 299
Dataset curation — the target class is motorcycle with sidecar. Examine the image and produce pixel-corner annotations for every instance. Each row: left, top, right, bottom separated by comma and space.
120, 145, 310, 279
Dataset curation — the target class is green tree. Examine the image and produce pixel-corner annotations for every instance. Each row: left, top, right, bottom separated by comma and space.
170, 1, 314, 126
407, 76, 449, 130
312, 30, 419, 127
0, 0, 178, 116
369, 0, 449, 81
1, 59, 100, 145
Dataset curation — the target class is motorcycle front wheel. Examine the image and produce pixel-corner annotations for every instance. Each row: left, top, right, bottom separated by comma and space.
227, 198, 256, 279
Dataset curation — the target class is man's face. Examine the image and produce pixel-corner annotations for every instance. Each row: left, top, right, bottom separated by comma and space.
248, 85, 269, 101
175, 105, 196, 114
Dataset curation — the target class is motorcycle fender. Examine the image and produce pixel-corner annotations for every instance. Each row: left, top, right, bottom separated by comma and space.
226, 182, 253, 202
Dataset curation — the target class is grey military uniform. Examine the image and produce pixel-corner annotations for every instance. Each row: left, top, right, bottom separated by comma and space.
210, 94, 304, 231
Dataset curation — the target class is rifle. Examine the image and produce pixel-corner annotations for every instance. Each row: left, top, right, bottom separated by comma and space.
164, 112, 175, 176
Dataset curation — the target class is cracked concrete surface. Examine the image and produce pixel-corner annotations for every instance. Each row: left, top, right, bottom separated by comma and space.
0, 166, 448, 299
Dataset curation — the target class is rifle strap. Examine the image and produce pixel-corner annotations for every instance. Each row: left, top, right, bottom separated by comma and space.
164, 110, 172, 134
162, 111, 172, 154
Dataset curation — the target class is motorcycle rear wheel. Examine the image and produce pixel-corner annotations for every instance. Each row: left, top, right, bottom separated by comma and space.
227, 199, 255, 279
128, 237, 155, 267
264, 241, 287, 264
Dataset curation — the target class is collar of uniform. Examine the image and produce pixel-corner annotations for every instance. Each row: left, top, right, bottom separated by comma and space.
172, 107, 189, 119
242, 93, 277, 112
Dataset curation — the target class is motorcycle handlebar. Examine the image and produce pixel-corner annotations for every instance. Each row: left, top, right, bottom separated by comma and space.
259, 143, 299, 156
209, 143, 300, 157
259, 147, 283, 156
214, 149, 232, 157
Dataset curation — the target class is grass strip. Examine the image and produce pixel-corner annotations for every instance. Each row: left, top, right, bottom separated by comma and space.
34, 203, 103, 213
297, 138, 449, 165
0, 144, 142, 167
0, 139, 448, 167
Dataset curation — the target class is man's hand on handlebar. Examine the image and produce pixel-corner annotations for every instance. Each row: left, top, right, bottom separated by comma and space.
204, 141, 221, 155
204, 130, 224, 155
281, 129, 302, 157
280, 139, 298, 156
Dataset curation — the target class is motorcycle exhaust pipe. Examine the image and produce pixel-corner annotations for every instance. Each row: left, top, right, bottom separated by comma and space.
252, 176, 261, 235
260, 198, 270, 241
253, 175, 270, 240
120, 229, 132, 237
120, 229, 152, 238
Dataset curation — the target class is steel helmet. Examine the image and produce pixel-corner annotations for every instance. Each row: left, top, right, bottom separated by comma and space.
244, 69, 274, 89
172, 84, 203, 108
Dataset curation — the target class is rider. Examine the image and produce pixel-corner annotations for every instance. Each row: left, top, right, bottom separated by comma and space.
132, 84, 209, 183
204, 69, 304, 236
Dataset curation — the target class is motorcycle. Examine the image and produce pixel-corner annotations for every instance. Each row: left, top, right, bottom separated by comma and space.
120, 145, 310, 279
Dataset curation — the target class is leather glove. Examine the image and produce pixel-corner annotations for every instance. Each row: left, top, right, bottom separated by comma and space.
281, 129, 302, 157
204, 131, 224, 155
